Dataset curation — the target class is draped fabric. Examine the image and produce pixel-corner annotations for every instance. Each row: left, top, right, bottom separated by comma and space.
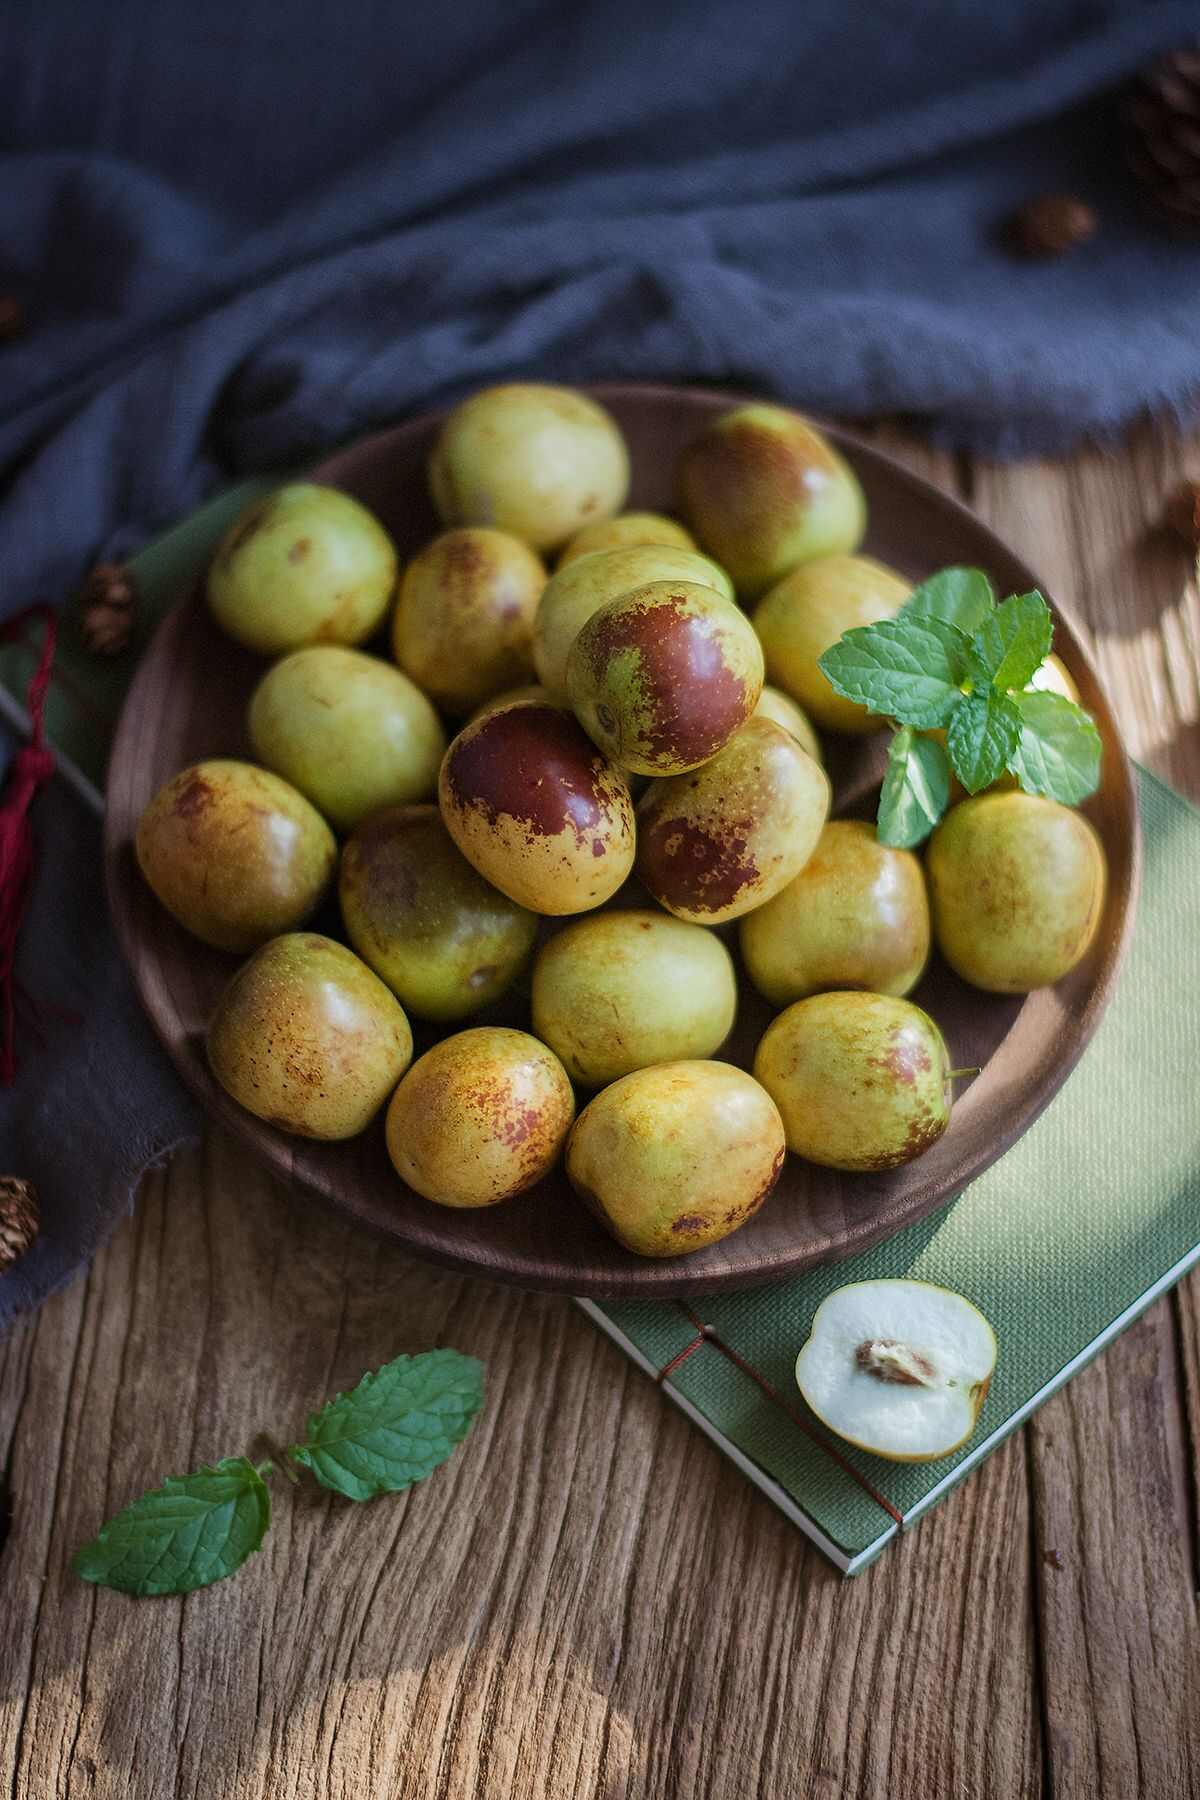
3, 0, 1199, 609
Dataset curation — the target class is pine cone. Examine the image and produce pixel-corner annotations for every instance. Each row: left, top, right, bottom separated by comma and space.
80, 561, 137, 654
1123, 43, 1200, 234
0, 1177, 39, 1274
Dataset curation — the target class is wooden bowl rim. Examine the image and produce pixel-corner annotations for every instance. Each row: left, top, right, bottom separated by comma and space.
104, 383, 1142, 1296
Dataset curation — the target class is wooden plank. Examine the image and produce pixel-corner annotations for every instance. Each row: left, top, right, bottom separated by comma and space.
1178, 1265, 1200, 1590
971, 430, 1200, 1800
1026, 1307, 1200, 1800
0, 1129, 1043, 1799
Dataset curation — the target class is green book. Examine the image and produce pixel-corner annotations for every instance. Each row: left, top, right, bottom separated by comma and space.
8, 495, 1198, 1574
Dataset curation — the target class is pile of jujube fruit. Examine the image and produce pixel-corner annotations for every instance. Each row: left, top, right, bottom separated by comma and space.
136, 385, 1107, 1259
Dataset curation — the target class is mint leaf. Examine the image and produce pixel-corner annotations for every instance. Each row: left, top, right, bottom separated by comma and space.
877, 728, 952, 849
947, 691, 1021, 794
901, 567, 995, 636
968, 591, 1053, 692
817, 616, 971, 728
73, 1458, 270, 1596
1009, 691, 1102, 803
289, 1349, 484, 1502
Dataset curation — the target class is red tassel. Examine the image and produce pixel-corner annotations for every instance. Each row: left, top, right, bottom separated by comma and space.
0, 607, 57, 1084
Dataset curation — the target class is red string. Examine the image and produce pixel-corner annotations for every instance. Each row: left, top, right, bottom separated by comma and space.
654, 1325, 711, 1382
0, 606, 57, 1084
655, 1301, 904, 1527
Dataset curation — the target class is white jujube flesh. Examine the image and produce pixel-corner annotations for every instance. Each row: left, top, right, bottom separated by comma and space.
795, 1279, 997, 1461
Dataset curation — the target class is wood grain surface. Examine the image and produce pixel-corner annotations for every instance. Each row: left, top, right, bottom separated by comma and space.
103, 388, 1139, 1297
2, 421, 1198, 1800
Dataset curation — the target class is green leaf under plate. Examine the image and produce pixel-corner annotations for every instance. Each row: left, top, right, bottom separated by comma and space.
947, 690, 1022, 793
968, 591, 1053, 693
817, 616, 971, 728
1008, 690, 1103, 804
901, 566, 995, 636
877, 727, 952, 849
72, 1457, 271, 1597
289, 1348, 485, 1502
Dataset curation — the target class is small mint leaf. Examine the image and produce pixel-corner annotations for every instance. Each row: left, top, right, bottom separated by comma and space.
289, 1349, 484, 1502
947, 691, 1021, 794
72, 1458, 270, 1597
877, 727, 952, 849
817, 616, 971, 728
901, 567, 995, 636
968, 591, 1053, 692
1008, 691, 1102, 803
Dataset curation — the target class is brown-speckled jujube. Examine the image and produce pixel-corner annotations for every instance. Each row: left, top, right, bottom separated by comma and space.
530, 909, 737, 1086
565, 1061, 786, 1257
438, 700, 635, 915
927, 792, 1106, 992
566, 580, 763, 775
339, 805, 537, 1021
385, 1027, 574, 1207
678, 404, 866, 599
751, 554, 911, 734
428, 384, 629, 552
740, 820, 930, 1004
754, 992, 953, 1172
207, 933, 413, 1139
135, 759, 336, 953
392, 527, 546, 715
207, 483, 397, 655
635, 716, 829, 924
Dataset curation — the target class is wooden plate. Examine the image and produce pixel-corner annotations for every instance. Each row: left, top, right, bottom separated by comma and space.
104, 385, 1140, 1297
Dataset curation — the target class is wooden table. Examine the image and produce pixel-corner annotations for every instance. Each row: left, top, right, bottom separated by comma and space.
2, 424, 1198, 1800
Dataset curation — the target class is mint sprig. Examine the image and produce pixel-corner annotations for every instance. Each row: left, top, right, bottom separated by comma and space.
1009, 689, 1103, 803
73, 1457, 271, 1596
900, 566, 995, 636
817, 615, 970, 728
817, 567, 1101, 845
72, 1348, 483, 1598
967, 591, 1053, 692
288, 1348, 485, 1501
878, 727, 952, 849
947, 690, 1022, 794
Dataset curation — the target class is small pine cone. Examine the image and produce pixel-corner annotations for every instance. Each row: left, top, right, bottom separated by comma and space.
1123, 43, 1200, 234
80, 561, 137, 655
0, 1177, 39, 1274
1007, 193, 1098, 258
1164, 479, 1200, 546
